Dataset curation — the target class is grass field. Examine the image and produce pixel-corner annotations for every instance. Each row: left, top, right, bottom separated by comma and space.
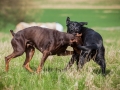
0, 9, 120, 90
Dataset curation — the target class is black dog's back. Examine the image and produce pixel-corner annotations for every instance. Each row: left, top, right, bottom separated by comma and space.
81, 27, 103, 47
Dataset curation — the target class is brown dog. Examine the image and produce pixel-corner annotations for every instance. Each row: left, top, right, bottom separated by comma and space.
5, 26, 82, 73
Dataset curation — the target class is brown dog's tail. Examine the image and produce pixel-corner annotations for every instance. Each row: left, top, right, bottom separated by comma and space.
10, 30, 15, 36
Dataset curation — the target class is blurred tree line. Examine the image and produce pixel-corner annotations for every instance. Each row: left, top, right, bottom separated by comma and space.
0, 0, 37, 24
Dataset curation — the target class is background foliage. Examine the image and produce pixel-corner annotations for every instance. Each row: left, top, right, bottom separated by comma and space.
0, 0, 38, 32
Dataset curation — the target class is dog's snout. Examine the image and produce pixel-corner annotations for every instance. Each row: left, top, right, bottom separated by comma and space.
75, 30, 78, 33
75, 28, 79, 33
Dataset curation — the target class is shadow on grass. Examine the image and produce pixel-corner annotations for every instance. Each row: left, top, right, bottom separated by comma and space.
93, 68, 111, 75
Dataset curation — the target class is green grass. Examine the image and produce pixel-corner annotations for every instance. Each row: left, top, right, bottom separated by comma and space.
33, 9, 120, 28
0, 9, 120, 32
0, 9, 120, 90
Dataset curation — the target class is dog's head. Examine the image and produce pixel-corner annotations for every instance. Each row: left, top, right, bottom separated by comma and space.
66, 17, 88, 34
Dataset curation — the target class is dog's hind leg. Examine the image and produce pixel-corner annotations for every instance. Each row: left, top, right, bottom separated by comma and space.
94, 47, 106, 75
95, 56, 106, 75
5, 51, 24, 71
23, 46, 35, 72
5, 39, 25, 71
36, 50, 49, 73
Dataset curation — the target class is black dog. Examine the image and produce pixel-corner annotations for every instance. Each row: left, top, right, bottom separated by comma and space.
65, 17, 106, 75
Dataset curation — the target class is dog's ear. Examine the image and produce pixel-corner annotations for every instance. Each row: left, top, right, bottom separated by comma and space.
66, 17, 70, 25
79, 22, 88, 26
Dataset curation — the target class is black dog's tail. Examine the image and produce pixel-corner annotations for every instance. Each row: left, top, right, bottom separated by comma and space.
10, 30, 15, 37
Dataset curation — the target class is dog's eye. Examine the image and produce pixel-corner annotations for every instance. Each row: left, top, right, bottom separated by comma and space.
70, 25, 74, 29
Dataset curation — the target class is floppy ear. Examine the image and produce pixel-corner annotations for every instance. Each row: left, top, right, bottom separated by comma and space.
66, 17, 70, 25
79, 22, 88, 26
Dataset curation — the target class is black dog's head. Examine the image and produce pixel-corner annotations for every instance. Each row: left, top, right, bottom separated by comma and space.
66, 17, 88, 34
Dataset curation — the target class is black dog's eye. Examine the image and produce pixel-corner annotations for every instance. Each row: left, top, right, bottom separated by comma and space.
69, 24, 74, 29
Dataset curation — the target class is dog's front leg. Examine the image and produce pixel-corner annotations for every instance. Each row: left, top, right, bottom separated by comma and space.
64, 54, 77, 70
36, 50, 49, 73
